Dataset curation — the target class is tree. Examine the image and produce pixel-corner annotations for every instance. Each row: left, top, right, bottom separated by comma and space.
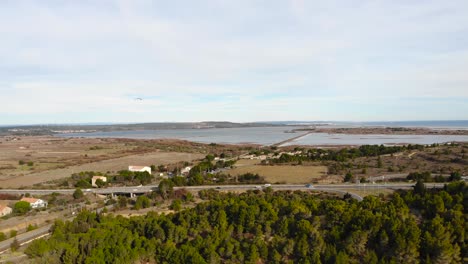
10, 238, 20, 252
14, 201, 31, 215
134, 196, 151, 210
75, 179, 92, 188
0, 232, 6, 241
344, 172, 353, 182
73, 188, 84, 200
157, 165, 167, 172
377, 156, 383, 168
170, 200, 182, 211
414, 180, 426, 195
118, 196, 128, 208
95, 179, 106, 188
205, 154, 215, 162
158, 179, 174, 199
449, 171, 461, 181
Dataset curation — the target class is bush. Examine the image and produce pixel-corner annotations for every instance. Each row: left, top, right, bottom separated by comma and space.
14, 201, 31, 215
170, 199, 182, 211
73, 188, 84, 200
344, 172, 353, 182
449, 172, 461, 181
10, 230, 17, 238
0, 232, 6, 241
10, 238, 20, 252
134, 196, 151, 210
27, 224, 38, 232
75, 179, 92, 188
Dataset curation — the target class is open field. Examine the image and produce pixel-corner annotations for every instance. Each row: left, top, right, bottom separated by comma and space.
0, 136, 241, 188
0, 151, 204, 188
228, 164, 328, 184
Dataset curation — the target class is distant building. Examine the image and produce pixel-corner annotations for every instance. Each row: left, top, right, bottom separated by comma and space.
92, 176, 107, 187
128, 166, 152, 174
0, 205, 12, 216
20, 197, 47, 208
181, 166, 191, 175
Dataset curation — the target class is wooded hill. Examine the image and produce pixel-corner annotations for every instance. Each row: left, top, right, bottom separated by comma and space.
26, 182, 466, 263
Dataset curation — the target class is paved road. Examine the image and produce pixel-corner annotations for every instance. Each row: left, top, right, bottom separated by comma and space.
0, 225, 51, 254
367, 173, 451, 182
0, 204, 116, 254
0, 183, 445, 195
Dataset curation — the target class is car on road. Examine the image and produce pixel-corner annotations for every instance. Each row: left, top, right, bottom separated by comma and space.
216, 187, 222, 189
305, 184, 314, 189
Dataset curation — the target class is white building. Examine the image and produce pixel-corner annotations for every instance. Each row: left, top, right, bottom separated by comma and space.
181, 166, 191, 175
92, 176, 107, 187
128, 166, 152, 174
20, 197, 48, 208
0, 205, 12, 216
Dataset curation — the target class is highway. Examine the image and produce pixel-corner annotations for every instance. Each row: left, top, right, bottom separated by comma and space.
367, 173, 450, 182
0, 183, 445, 196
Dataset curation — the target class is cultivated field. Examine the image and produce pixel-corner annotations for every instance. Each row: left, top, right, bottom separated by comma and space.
228, 163, 328, 184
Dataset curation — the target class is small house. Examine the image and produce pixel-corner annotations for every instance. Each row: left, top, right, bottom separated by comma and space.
128, 166, 151, 174
0, 205, 12, 216
20, 197, 48, 208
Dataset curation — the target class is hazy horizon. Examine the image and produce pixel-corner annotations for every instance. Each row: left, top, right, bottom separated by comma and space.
1, 119, 468, 127
1, 1, 468, 124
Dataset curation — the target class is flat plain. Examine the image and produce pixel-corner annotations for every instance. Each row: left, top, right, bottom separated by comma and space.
228, 161, 329, 184
0, 136, 209, 188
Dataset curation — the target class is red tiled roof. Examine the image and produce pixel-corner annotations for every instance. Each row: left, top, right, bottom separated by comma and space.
20, 197, 39, 203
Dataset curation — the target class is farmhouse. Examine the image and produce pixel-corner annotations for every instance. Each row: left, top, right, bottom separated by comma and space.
92, 176, 107, 187
0, 205, 12, 217
128, 166, 151, 174
20, 197, 48, 208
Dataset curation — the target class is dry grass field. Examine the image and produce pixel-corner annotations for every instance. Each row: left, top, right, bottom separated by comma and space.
228, 163, 328, 184
1, 151, 205, 188
0, 136, 210, 188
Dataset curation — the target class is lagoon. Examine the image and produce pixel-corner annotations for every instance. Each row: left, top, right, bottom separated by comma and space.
57, 127, 468, 146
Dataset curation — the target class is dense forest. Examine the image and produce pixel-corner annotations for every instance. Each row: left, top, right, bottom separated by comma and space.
26, 182, 466, 263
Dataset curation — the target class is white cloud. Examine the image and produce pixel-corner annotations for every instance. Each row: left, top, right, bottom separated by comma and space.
0, 0, 467, 123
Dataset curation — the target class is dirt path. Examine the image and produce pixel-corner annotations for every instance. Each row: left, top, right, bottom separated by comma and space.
0, 151, 203, 188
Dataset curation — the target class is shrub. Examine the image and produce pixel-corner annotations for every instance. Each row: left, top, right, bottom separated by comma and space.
14, 201, 31, 215
170, 199, 182, 211
73, 188, 84, 200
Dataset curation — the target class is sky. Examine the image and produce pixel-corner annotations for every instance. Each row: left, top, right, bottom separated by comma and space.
1, 0, 468, 125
